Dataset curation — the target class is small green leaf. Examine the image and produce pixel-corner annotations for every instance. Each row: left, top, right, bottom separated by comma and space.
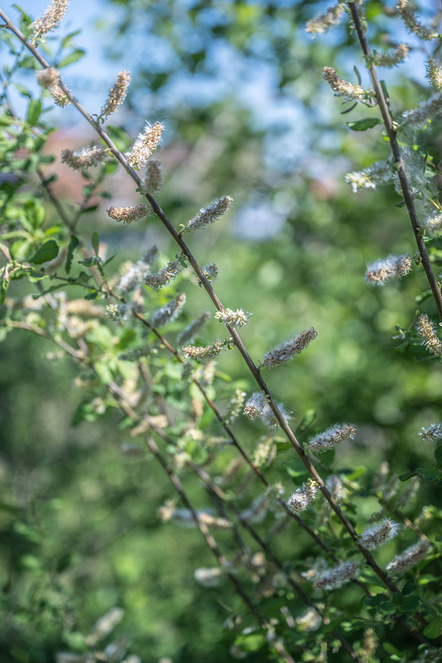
57, 49, 86, 68
295, 409, 317, 434
14, 5, 32, 34
91, 231, 99, 256
61, 29, 81, 49
26, 99, 42, 126
29, 239, 59, 264
72, 400, 100, 426
18, 55, 38, 70
347, 118, 382, 131
399, 470, 417, 482
0, 276, 9, 305
24, 200, 45, 229
423, 617, 442, 639
416, 467, 441, 483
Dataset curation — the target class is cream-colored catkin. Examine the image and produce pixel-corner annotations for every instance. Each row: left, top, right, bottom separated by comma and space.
416, 314, 442, 356
126, 122, 164, 169
32, 0, 70, 39
107, 205, 151, 224
100, 70, 131, 119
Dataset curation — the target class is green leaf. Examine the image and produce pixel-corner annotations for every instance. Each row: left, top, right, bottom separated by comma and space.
10, 239, 33, 261
24, 200, 45, 229
285, 465, 309, 481
347, 118, 382, 131
13, 4, 32, 34
72, 400, 101, 426
57, 49, 86, 68
29, 240, 59, 264
234, 631, 266, 653
61, 29, 81, 49
295, 409, 317, 434
415, 467, 441, 483
0, 276, 9, 305
91, 232, 99, 256
26, 99, 42, 126
383, 643, 400, 656
18, 55, 38, 70
66, 235, 80, 274
423, 617, 442, 639
399, 470, 417, 482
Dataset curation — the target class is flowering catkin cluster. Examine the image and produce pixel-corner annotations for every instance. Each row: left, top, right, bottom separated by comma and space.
214, 308, 250, 328
364, 255, 412, 286
182, 339, 225, 361
243, 392, 291, 428
176, 312, 210, 346
306, 424, 357, 453
323, 67, 374, 103
31, 0, 70, 39
262, 328, 317, 368
397, 0, 438, 41
107, 204, 151, 224
126, 121, 164, 169
194, 567, 223, 588
286, 480, 319, 514
400, 95, 442, 128
416, 314, 442, 357
85, 607, 124, 648
386, 540, 430, 575
359, 519, 400, 550
313, 561, 359, 590
141, 160, 163, 195
243, 392, 268, 420
144, 259, 184, 289
367, 44, 409, 68
61, 146, 107, 171
50, 83, 71, 107
325, 475, 345, 502
426, 58, 442, 92
105, 303, 129, 322
423, 211, 442, 234
100, 70, 131, 120
293, 608, 322, 632
116, 246, 158, 293
119, 345, 153, 361
252, 436, 274, 468
224, 389, 247, 426
200, 262, 219, 284
36, 66, 60, 88
152, 293, 186, 327
345, 160, 393, 193
419, 423, 442, 443
184, 196, 233, 233
305, 3, 345, 36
